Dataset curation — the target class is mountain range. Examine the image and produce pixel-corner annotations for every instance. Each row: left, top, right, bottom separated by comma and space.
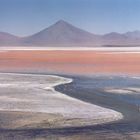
1, 20, 140, 47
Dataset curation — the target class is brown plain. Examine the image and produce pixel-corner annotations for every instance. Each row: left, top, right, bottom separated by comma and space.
0, 50, 140, 74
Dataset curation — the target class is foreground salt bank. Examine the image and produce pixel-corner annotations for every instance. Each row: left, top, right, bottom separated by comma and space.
0, 73, 122, 128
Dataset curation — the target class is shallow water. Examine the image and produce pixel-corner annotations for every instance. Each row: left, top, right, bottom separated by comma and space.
56, 75, 140, 132
1, 74, 140, 140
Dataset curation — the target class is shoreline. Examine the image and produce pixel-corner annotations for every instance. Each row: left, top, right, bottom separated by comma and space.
56, 74, 140, 122
0, 73, 123, 129
1, 46, 140, 52
0, 73, 140, 139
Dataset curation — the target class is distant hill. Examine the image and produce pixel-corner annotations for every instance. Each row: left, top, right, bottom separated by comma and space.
0, 32, 19, 46
101, 31, 140, 46
125, 30, 140, 39
1, 20, 140, 47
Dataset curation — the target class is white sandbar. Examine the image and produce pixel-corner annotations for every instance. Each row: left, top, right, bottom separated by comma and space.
0, 73, 123, 125
105, 88, 140, 95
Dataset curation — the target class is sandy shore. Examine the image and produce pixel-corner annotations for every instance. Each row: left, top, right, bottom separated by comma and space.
0, 73, 122, 129
0, 74, 139, 140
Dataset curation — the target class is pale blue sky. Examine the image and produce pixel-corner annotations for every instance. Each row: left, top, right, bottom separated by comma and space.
0, 0, 140, 36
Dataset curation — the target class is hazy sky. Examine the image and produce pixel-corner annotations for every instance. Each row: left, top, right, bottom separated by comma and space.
0, 0, 140, 36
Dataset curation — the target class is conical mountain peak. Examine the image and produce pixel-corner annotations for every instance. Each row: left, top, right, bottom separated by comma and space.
55, 20, 69, 25
50, 20, 75, 29
22, 20, 97, 46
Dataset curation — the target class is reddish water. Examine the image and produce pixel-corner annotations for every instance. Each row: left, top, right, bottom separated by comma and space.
0, 50, 140, 74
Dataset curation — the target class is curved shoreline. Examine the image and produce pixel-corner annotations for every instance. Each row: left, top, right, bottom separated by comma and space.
0, 73, 140, 139
56, 74, 140, 122
0, 72, 122, 127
